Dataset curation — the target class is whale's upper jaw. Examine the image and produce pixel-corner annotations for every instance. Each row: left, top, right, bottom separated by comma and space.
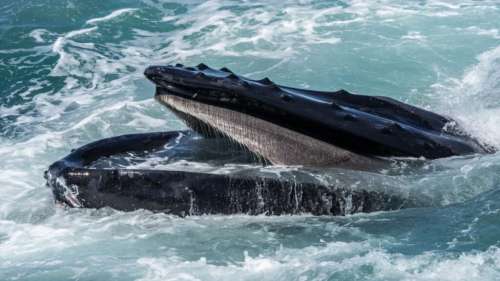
145, 63, 490, 159
144, 63, 249, 93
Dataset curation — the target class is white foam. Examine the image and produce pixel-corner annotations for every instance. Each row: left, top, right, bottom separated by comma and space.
52, 27, 97, 54
464, 26, 500, 39
29, 29, 50, 43
85, 8, 138, 25
375, 6, 418, 18
433, 45, 500, 148
136, 242, 500, 281
402, 31, 427, 42
161, 1, 343, 61
51, 26, 97, 76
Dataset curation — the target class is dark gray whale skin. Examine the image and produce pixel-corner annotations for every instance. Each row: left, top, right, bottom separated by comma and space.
46, 63, 491, 216
145, 63, 491, 159
45, 131, 410, 216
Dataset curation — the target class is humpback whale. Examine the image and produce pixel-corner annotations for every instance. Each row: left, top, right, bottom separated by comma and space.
45, 63, 492, 216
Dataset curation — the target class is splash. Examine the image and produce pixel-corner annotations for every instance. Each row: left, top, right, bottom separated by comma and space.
433, 45, 500, 148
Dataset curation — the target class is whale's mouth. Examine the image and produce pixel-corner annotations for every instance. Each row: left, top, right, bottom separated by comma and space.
154, 89, 378, 169
144, 63, 491, 168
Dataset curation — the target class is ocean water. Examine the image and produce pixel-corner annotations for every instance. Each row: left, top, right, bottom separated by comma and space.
1, 0, 500, 280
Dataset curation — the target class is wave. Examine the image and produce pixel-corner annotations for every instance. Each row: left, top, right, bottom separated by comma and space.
85, 8, 138, 25
137, 245, 500, 281
432, 45, 500, 149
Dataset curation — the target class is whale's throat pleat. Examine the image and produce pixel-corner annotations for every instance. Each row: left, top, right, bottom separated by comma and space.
156, 94, 379, 169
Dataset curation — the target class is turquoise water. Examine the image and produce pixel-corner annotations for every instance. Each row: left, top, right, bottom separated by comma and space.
1, 0, 500, 280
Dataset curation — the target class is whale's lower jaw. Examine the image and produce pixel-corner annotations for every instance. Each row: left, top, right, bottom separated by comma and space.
46, 131, 417, 216
156, 90, 381, 170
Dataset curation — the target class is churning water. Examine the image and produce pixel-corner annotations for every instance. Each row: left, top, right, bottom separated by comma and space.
1, 0, 500, 280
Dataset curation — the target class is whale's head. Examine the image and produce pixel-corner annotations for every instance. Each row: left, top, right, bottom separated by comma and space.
144, 63, 489, 167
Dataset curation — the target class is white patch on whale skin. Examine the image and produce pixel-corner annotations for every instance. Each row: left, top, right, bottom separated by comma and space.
156, 94, 379, 170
